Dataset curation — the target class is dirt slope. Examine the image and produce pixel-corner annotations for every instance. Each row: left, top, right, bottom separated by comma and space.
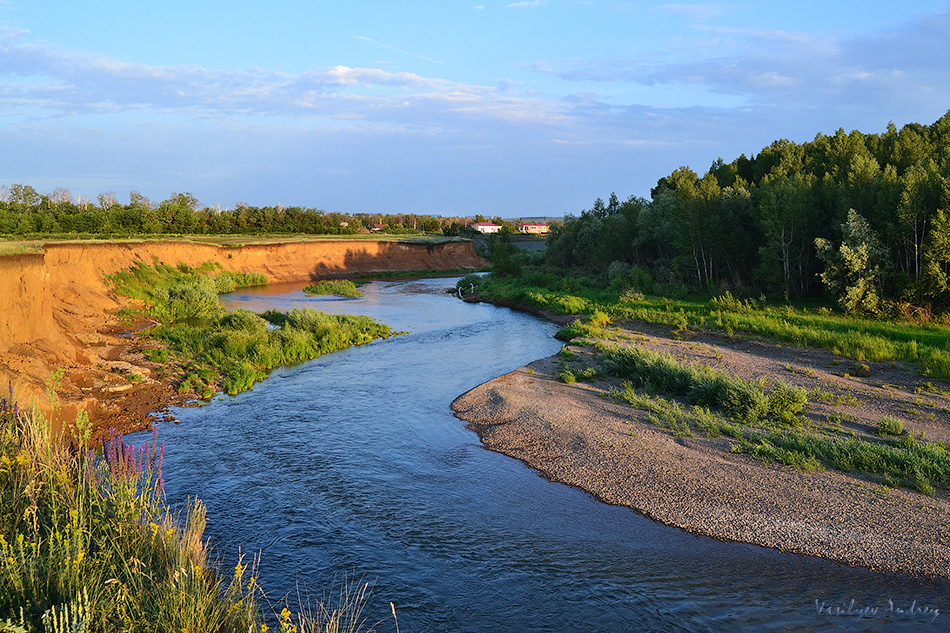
0, 239, 483, 434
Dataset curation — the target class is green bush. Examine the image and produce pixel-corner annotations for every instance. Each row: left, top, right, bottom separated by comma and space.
767, 381, 809, 421
877, 416, 905, 436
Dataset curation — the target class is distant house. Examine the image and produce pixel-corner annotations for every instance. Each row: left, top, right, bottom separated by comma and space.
471, 222, 503, 234
370, 223, 385, 232
518, 222, 549, 235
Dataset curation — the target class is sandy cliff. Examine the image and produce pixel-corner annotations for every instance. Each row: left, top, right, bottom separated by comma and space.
0, 239, 483, 432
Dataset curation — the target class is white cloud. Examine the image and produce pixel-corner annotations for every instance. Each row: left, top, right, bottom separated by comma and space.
528, 9, 950, 124
0, 30, 570, 130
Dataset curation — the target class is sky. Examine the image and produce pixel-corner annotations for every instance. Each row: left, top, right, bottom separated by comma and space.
2, 1, 950, 217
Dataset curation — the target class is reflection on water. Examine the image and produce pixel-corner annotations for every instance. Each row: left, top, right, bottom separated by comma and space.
154, 278, 948, 632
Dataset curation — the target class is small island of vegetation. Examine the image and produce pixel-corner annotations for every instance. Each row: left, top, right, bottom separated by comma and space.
303, 279, 364, 298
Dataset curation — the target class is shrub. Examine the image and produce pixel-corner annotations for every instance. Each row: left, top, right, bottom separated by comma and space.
848, 362, 872, 377
877, 416, 905, 436
767, 381, 809, 422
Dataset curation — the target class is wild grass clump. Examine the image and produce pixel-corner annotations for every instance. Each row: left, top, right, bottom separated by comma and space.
877, 416, 905, 436
606, 382, 740, 438
599, 345, 807, 424
0, 390, 381, 632
303, 280, 364, 298
708, 291, 756, 314
735, 429, 950, 494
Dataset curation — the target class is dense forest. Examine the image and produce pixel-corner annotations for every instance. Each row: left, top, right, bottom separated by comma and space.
545, 111, 950, 315
0, 187, 476, 237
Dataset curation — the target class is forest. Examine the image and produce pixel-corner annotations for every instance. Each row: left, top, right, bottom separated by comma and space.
544, 111, 950, 315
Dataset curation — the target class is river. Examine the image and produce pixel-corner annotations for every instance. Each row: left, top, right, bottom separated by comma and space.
156, 278, 948, 632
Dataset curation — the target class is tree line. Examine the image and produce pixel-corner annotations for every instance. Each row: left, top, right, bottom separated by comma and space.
545, 111, 950, 314
0, 187, 472, 237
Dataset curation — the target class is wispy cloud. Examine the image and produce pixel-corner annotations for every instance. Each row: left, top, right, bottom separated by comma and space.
528, 9, 950, 122
507, 0, 547, 8
356, 35, 445, 65
0, 30, 568, 129
652, 3, 733, 21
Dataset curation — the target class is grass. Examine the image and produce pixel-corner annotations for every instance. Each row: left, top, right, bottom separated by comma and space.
734, 429, 948, 494
467, 272, 950, 380
877, 416, 905, 436
0, 388, 380, 632
303, 280, 364, 298
605, 382, 741, 439
598, 343, 808, 424
0, 243, 42, 256
108, 261, 394, 397
580, 331, 949, 495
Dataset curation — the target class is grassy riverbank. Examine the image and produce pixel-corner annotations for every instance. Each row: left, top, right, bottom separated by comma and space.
461, 272, 950, 381
108, 261, 394, 396
0, 390, 377, 631
462, 268, 950, 495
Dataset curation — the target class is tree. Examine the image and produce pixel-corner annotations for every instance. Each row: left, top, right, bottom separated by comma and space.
754, 169, 816, 298
917, 209, 950, 309
815, 209, 890, 313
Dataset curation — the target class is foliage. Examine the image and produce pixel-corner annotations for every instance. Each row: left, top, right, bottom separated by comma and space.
0, 391, 379, 632
734, 428, 949, 494
877, 416, 905, 436
599, 345, 807, 424
0, 186, 475, 238
303, 280, 364, 298
535, 112, 950, 310
471, 272, 950, 380
815, 209, 890, 314
109, 262, 393, 397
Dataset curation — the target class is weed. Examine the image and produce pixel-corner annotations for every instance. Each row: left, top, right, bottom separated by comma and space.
0, 391, 377, 632
877, 416, 905, 436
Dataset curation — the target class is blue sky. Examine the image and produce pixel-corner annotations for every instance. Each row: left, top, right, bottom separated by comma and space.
2, 1, 949, 217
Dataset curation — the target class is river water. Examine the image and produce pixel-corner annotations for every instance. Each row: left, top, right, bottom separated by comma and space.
156, 278, 948, 632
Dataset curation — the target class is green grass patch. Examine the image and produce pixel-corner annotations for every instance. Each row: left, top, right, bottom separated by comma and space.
605, 382, 741, 438
598, 344, 808, 424
734, 429, 948, 494
470, 271, 950, 380
303, 279, 364, 298
109, 262, 393, 396
877, 416, 905, 436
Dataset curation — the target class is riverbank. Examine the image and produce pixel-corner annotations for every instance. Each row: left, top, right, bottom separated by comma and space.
0, 238, 484, 436
452, 319, 950, 579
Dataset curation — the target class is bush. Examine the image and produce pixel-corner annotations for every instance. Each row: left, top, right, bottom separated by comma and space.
877, 416, 905, 436
767, 381, 809, 422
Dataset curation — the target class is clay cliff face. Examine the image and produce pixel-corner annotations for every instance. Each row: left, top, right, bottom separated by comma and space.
0, 239, 484, 431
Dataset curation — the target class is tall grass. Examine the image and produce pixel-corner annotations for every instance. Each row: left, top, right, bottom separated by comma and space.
599, 344, 808, 424
108, 262, 394, 397
468, 272, 950, 380
734, 429, 950, 494
595, 342, 949, 494
0, 391, 381, 632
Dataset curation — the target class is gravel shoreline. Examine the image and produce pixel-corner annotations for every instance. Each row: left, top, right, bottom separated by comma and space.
451, 324, 950, 579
